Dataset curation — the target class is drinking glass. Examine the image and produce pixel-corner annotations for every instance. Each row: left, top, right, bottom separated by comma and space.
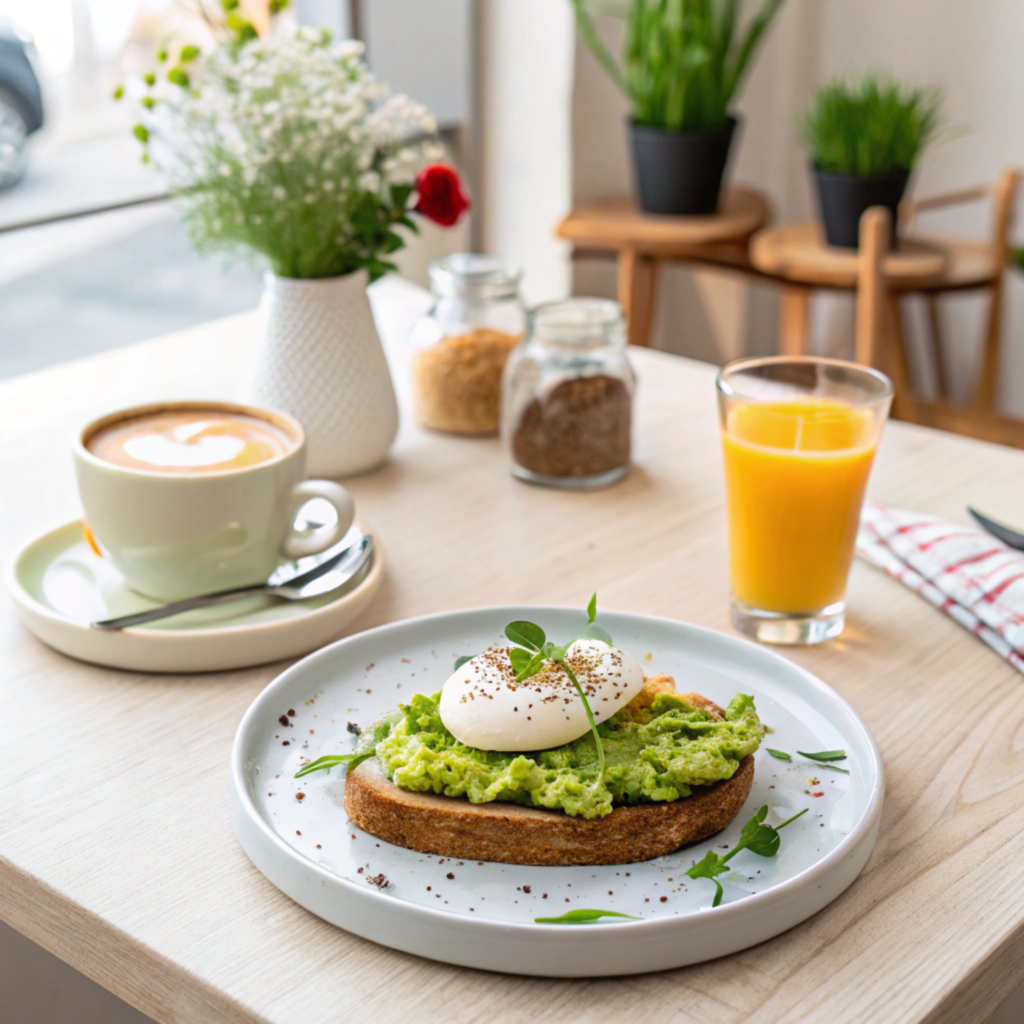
716, 357, 893, 645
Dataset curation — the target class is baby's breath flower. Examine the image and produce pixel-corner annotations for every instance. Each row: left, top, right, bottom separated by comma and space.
140, 25, 449, 279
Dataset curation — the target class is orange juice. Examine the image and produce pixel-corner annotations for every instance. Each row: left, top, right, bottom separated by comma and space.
722, 398, 877, 613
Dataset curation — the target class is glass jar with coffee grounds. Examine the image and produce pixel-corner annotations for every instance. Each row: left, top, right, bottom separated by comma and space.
501, 299, 634, 488
410, 254, 526, 435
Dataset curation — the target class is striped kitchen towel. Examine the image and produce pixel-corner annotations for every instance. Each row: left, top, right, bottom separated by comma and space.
857, 500, 1024, 674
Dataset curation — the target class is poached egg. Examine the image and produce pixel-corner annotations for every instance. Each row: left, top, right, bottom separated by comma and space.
439, 638, 645, 751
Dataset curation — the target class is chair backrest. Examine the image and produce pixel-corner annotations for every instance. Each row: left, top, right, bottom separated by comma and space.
899, 168, 1022, 261
854, 206, 890, 367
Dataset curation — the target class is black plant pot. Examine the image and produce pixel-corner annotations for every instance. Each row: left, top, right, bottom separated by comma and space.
629, 117, 738, 216
812, 166, 911, 249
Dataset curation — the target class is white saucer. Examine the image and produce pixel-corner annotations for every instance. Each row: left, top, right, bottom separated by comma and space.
6, 519, 384, 673
231, 606, 883, 976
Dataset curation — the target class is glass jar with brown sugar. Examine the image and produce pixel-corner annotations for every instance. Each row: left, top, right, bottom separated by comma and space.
501, 298, 635, 489
410, 254, 526, 435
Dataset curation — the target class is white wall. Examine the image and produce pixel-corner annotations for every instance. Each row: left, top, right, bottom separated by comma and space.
478, 0, 574, 305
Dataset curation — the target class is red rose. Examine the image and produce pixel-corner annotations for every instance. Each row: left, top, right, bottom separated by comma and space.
414, 164, 471, 227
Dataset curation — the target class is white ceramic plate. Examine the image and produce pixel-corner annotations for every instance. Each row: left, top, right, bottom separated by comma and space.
230, 607, 883, 977
6, 519, 384, 673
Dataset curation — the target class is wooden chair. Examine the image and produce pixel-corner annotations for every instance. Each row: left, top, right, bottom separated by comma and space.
853, 206, 920, 421
751, 169, 1024, 445
898, 168, 1021, 412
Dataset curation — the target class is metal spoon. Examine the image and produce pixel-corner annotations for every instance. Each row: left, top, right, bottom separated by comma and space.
91, 535, 374, 631
967, 507, 1024, 552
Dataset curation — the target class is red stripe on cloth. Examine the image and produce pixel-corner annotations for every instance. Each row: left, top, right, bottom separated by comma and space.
981, 571, 1024, 602
937, 547, 1007, 572
892, 520, 934, 535
916, 530, 983, 552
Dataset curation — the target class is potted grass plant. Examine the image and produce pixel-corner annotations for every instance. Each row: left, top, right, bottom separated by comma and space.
571, 0, 787, 215
803, 74, 942, 249
116, 3, 470, 477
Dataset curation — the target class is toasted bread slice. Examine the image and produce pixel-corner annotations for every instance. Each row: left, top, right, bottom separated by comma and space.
343, 679, 754, 866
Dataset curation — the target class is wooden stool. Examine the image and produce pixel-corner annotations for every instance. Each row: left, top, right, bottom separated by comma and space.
556, 186, 771, 347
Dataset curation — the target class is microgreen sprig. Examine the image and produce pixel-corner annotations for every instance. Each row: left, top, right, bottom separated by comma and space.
294, 750, 375, 779
686, 805, 808, 908
535, 908, 638, 925
504, 594, 612, 782
765, 747, 850, 773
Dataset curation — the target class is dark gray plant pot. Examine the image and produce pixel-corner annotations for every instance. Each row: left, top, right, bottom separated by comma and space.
812, 166, 911, 249
629, 117, 738, 216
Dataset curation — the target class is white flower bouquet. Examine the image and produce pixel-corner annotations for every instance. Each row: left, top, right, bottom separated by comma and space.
118, 6, 470, 279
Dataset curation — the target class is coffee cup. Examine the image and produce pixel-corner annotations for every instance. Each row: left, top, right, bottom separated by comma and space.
74, 400, 355, 602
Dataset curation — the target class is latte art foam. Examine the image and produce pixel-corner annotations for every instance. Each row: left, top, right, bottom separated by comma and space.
87, 411, 295, 473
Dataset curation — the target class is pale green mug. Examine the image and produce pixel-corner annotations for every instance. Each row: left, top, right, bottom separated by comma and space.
74, 400, 355, 602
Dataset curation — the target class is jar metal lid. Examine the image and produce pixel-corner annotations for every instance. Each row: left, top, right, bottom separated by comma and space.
529, 298, 626, 346
429, 254, 522, 300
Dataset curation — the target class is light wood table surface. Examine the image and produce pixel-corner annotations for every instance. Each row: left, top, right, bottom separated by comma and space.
4, 278, 1024, 1024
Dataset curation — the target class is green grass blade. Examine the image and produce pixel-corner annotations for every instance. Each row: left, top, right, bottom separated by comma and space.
572, 0, 629, 96
535, 908, 639, 924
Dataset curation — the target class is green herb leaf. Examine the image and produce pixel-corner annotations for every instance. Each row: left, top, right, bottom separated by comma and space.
687, 847, 728, 880
586, 593, 597, 623
686, 806, 808, 907
112, 84, 124, 100
514, 650, 547, 683
797, 750, 847, 762
508, 648, 533, 675
179, 44, 200, 62
133, 123, 149, 143
534, 909, 638, 925
143, 71, 156, 86
685, 849, 727, 907
766, 748, 791, 760
156, 48, 168, 62
453, 655, 475, 671
505, 621, 546, 652
294, 750, 374, 778
818, 763, 851, 775
166, 66, 190, 88
578, 623, 613, 645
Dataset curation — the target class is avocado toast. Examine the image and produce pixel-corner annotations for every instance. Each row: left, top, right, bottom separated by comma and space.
296, 598, 763, 866
342, 677, 758, 865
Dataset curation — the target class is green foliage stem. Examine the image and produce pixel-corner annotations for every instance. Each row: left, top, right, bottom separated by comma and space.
571, 0, 787, 131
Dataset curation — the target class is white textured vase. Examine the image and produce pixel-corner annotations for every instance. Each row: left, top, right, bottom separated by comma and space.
246, 270, 399, 478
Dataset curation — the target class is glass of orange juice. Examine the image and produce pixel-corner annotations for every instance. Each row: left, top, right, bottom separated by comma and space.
716, 357, 893, 645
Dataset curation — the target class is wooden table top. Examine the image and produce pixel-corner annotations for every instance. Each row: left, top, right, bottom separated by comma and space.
556, 186, 771, 254
4, 277, 1024, 1024
751, 222, 998, 292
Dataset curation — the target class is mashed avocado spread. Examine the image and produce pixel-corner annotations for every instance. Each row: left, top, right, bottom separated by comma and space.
355, 690, 762, 820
